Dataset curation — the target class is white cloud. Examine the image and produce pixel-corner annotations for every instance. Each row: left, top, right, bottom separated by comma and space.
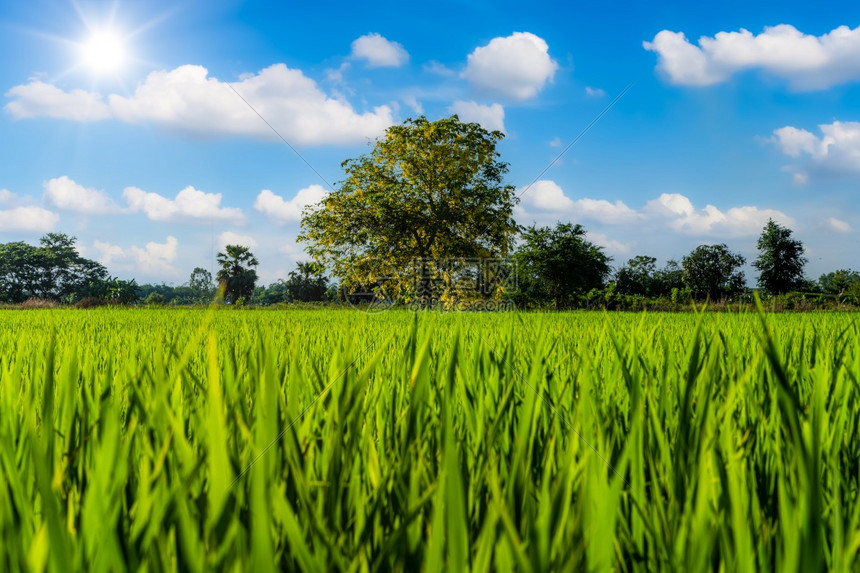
5, 80, 111, 120
644, 25, 860, 90
448, 101, 505, 132
402, 95, 423, 114
585, 86, 605, 97
522, 180, 574, 210
462, 32, 558, 100
424, 60, 455, 76
254, 185, 327, 224
828, 217, 852, 233
0, 189, 15, 204
793, 172, 809, 185
548, 137, 562, 148
95, 236, 179, 276
123, 185, 244, 222
43, 176, 121, 214
0, 206, 59, 232
6, 64, 394, 145
771, 121, 860, 174
351, 33, 409, 67
218, 231, 258, 250
643, 193, 793, 236
518, 180, 791, 237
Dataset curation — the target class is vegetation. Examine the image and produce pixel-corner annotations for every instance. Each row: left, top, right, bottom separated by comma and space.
514, 223, 611, 309
754, 218, 807, 295
681, 243, 746, 300
299, 115, 519, 305
1, 307, 859, 570
216, 245, 259, 304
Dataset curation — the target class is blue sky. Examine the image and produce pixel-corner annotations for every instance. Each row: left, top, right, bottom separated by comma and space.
1, 0, 859, 285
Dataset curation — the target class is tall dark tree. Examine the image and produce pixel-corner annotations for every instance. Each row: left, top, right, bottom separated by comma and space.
682, 244, 746, 300
753, 219, 807, 295
615, 255, 657, 296
285, 261, 329, 302
514, 223, 612, 309
216, 245, 259, 304
299, 115, 519, 306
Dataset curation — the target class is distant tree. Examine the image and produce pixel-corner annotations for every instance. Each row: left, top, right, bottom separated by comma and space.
299, 115, 518, 306
652, 259, 684, 296
0, 233, 109, 303
615, 255, 657, 296
106, 279, 140, 305
145, 292, 165, 306
753, 219, 807, 295
818, 269, 860, 295
189, 267, 214, 302
514, 223, 612, 309
285, 261, 329, 302
682, 244, 746, 300
216, 245, 259, 304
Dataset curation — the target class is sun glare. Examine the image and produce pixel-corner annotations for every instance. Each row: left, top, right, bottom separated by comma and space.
81, 30, 126, 73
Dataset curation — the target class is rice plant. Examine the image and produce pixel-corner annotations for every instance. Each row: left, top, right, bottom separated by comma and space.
0, 307, 858, 571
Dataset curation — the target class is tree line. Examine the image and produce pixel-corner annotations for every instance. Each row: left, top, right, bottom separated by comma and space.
1, 116, 857, 310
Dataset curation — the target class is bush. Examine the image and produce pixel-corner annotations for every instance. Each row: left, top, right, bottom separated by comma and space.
74, 297, 106, 309
19, 298, 59, 309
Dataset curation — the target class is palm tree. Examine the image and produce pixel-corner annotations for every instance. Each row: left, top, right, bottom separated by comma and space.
216, 245, 259, 304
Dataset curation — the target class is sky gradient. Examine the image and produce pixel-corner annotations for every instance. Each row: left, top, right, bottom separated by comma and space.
1, 0, 859, 285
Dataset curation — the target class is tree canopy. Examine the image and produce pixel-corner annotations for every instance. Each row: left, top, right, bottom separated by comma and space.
299, 115, 519, 305
514, 223, 611, 309
753, 219, 807, 295
216, 245, 259, 304
0, 233, 111, 303
681, 244, 746, 300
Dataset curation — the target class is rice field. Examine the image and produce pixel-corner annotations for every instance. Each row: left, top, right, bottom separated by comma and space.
1, 307, 859, 571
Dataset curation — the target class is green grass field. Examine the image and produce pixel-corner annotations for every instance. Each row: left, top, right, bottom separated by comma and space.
1, 307, 858, 571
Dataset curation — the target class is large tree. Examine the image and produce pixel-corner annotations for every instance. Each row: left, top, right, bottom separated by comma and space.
216, 245, 258, 304
0, 233, 109, 303
615, 255, 658, 296
189, 267, 215, 302
299, 115, 519, 305
753, 219, 807, 295
514, 223, 611, 309
681, 244, 746, 300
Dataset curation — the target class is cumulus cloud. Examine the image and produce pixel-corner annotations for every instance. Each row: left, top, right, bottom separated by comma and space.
644, 24, 860, 90
0, 189, 15, 204
5, 80, 111, 120
771, 121, 860, 174
642, 193, 793, 236
95, 236, 179, 275
218, 231, 258, 250
43, 176, 121, 214
0, 206, 59, 232
448, 101, 505, 132
254, 185, 327, 223
351, 33, 409, 67
585, 86, 605, 97
462, 32, 558, 99
518, 180, 791, 237
828, 217, 852, 233
123, 185, 244, 222
6, 64, 394, 145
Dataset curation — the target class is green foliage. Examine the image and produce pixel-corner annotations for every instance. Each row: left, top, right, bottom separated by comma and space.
682, 244, 746, 300
216, 245, 259, 304
189, 267, 215, 302
285, 262, 329, 302
0, 309, 858, 570
0, 233, 109, 303
515, 222, 611, 308
144, 291, 165, 306
615, 255, 657, 296
299, 115, 519, 303
753, 219, 807, 295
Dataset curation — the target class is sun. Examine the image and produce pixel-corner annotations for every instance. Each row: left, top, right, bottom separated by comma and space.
81, 30, 126, 73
